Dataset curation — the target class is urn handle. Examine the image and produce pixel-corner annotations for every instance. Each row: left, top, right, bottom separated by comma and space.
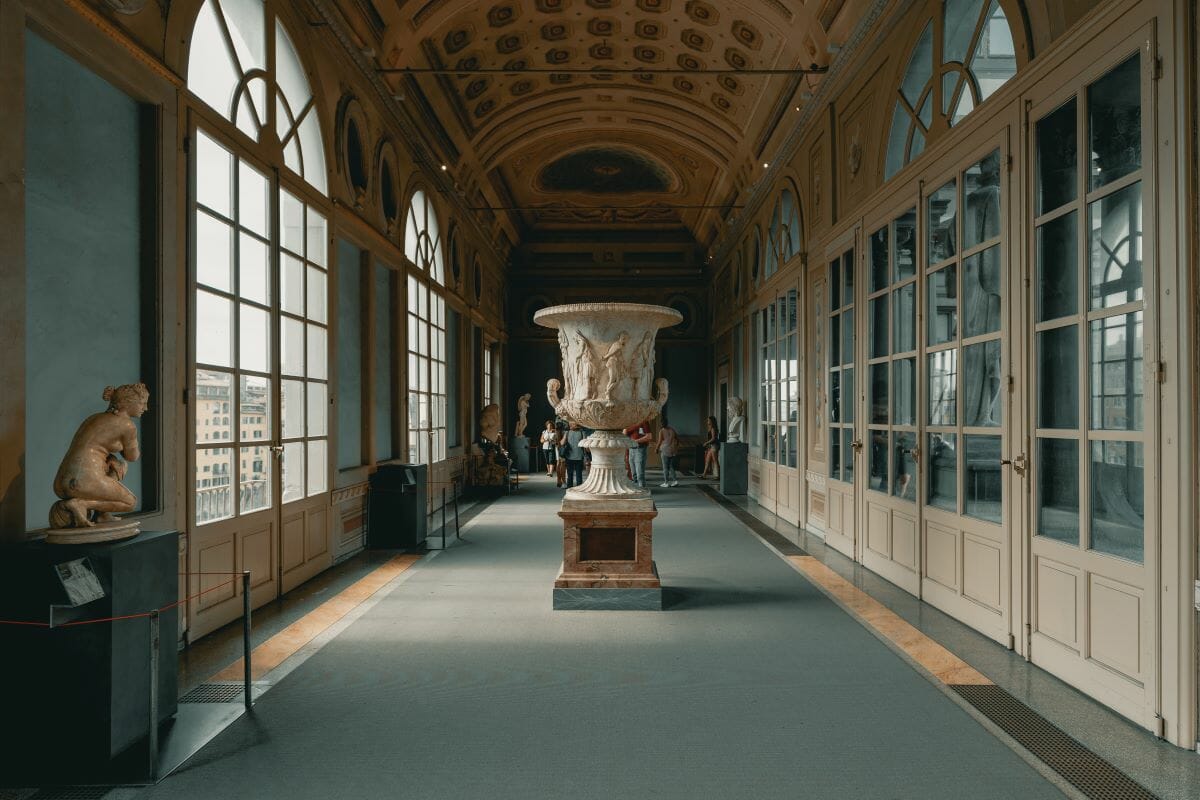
654, 377, 669, 407
546, 378, 563, 414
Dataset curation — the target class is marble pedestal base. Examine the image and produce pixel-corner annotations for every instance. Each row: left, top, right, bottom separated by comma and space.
720, 442, 749, 496
511, 435, 530, 472
554, 497, 661, 610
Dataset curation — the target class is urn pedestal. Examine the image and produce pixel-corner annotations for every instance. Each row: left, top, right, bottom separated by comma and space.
553, 498, 662, 610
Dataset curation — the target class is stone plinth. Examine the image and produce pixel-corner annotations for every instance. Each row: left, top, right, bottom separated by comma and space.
553, 497, 661, 610
720, 442, 749, 496
511, 435, 531, 472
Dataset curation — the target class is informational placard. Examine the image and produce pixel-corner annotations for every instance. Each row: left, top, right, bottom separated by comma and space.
53, 558, 105, 607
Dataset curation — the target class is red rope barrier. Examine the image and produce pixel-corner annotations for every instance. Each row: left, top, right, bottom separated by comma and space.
0, 576, 238, 629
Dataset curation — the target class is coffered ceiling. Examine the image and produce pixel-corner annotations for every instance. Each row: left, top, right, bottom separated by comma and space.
341, 0, 863, 253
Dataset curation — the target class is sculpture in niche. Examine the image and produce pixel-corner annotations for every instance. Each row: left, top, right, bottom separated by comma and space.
47, 383, 148, 542
726, 397, 746, 443
478, 403, 501, 445
514, 393, 531, 437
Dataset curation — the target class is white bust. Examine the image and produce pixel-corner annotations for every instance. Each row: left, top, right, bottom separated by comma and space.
726, 397, 746, 443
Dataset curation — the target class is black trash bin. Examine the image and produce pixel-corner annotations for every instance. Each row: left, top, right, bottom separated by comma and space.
367, 464, 427, 549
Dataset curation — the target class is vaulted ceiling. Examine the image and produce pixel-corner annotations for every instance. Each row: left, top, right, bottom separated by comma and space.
343, 0, 865, 255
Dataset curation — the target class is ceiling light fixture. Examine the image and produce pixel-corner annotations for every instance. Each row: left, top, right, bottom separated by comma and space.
440, 164, 448, 171
762, 162, 769, 168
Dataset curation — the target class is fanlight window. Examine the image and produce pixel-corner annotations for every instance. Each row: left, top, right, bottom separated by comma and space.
764, 189, 802, 279
405, 190, 445, 284
885, 0, 1017, 179
188, 0, 327, 193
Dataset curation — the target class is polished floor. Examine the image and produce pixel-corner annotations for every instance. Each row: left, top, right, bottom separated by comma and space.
97, 475, 1195, 799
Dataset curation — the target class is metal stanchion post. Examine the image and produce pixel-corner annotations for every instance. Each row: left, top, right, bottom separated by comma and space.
454, 476, 461, 539
148, 609, 160, 783
242, 571, 252, 711
441, 487, 447, 550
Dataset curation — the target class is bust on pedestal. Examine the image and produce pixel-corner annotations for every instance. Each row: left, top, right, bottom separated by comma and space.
721, 397, 749, 496
536, 303, 681, 610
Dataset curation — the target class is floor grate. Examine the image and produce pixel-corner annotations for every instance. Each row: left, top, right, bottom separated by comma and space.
26, 789, 111, 800
179, 682, 247, 704
697, 485, 808, 556
949, 684, 1159, 799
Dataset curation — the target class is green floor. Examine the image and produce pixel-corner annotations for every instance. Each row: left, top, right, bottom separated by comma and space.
137, 480, 1065, 799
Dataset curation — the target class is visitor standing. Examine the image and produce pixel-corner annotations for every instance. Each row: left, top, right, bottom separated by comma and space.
700, 415, 720, 479
624, 419, 652, 489
657, 416, 679, 487
555, 422, 568, 487
564, 422, 586, 488
540, 420, 557, 477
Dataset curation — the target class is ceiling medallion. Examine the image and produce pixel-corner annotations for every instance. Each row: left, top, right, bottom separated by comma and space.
676, 53, 702, 71
711, 93, 732, 113
541, 21, 570, 40
465, 78, 491, 99
636, 0, 670, 11
496, 33, 526, 54
719, 74, 743, 95
443, 27, 474, 55
673, 76, 697, 93
588, 17, 618, 36
535, 0, 568, 11
545, 48, 572, 64
588, 42, 616, 59
730, 20, 762, 51
585, 0, 615, 8
487, 4, 519, 27
680, 29, 712, 53
685, 0, 719, 26
474, 98, 497, 117
635, 20, 665, 39
723, 47, 748, 69
537, 147, 674, 194
634, 46, 662, 63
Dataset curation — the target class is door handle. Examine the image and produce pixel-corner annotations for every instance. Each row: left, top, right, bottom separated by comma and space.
269, 445, 284, 455
850, 439, 863, 452
1001, 454, 1027, 476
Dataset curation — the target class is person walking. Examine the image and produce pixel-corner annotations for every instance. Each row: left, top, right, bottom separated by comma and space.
564, 422, 586, 488
624, 419, 652, 489
539, 420, 557, 477
555, 422, 568, 487
700, 415, 720, 479
657, 416, 679, 487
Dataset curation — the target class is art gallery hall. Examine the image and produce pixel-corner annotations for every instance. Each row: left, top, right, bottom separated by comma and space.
2, 0, 1200, 798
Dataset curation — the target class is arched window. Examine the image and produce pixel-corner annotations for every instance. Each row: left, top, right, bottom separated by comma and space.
765, 188, 802, 280
405, 189, 445, 284
884, 0, 1017, 180
188, 0, 327, 193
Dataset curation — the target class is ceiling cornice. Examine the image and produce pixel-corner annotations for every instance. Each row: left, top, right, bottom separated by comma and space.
708, 0, 894, 267
308, 0, 510, 265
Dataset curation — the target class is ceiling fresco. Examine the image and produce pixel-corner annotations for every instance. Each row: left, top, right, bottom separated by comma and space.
536, 146, 675, 193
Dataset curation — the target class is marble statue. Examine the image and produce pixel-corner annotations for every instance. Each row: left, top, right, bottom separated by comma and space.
514, 393, 531, 437
537, 303, 681, 500
726, 397, 747, 443
479, 403, 501, 444
47, 382, 148, 543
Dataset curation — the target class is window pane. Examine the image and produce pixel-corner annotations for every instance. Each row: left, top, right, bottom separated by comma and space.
869, 429, 889, 494
893, 284, 916, 352
829, 427, 841, 480
307, 266, 328, 323
281, 378, 304, 439
842, 308, 854, 366
927, 180, 957, 264
963, 150, 1001, 248
281, 253, 304, 315
307, 381, 327, 437
197, 369, 234, 443
239, 303, 270, 373
1037, 438, 1079, 544
944, 0, 987, 65
963, 340, 1002, 427
842, 249, 855, 302
239, 374, 270, 441
1090, 311, 1143, 431
240, 445, 270, 513
281, 316, 304, 376
928, 349, 957, 425
964, 435, 1002, 523
1088, 54, 1141, 191
306, 324, 327, 379
239, 233, 269, 305
842, 428, 856, 485
971, 0, 1016, 102
282, 441, 304, 503
963, 246, 1002, 337
195, 447, 234, 525
307, 209, 328, 267
885, 103, 910, 179
927, 433, 957, 511
894, 209, 917, 280
238, 160, 269, 236
307, 439, 327, 495
869, 226, 889, 291
196, 211, 233, 292
830, 259, 841, 308
1036, 99, 1078, 214
375, 266, 396, 458
195, 130, 233, 216
829, 370, 841, 423
1090, 440, 1143, 562
1038, 325, 1078, 428
894, 431, 916, 501
869, 296, 888, 359
901, 23, 934, 106
1036, 212, 1078, 322
894, 357, 916, 426
196, 290, 234, 367
1088, 181, 1143, 309
280, 189, 304, 253
927, 264, 957, 345
842, 367, 854, 423
869, 363, 888, 425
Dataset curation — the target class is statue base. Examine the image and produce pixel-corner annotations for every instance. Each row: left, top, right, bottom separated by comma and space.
553, 497, 661, 610
720, 442, 749, 496
45, 520, 141, 544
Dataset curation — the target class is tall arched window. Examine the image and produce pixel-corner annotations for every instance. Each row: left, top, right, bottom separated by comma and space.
186, 0, 332, 605
765, 188, 802, 280
884, 0, 1017, 179
405, 189, 448, 464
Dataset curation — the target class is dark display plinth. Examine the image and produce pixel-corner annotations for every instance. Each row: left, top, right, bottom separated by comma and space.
511, 436, 531, 472
720, 442, 749, 496
0, 530, 179, 783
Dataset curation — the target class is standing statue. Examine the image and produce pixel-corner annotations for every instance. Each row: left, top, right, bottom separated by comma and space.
47, 382, 149, 542
631, 331, 653, 398
726, 397, 747, 443
601, 331, 631, 403
573, 331, 595, 398
514, 393, 531, 437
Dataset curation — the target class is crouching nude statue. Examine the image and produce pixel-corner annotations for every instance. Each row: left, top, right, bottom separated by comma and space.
46, 382, 148, 543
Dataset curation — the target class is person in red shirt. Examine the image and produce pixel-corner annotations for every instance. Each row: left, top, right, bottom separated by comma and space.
623, 419, 653, 489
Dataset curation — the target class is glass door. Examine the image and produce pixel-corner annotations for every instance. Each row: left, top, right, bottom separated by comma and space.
825, 244, 858, 558
1027, 43, 1155, 726
758, 290, 801, 523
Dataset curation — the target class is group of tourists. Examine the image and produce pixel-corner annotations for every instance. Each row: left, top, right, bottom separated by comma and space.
538, 415, 718, 489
